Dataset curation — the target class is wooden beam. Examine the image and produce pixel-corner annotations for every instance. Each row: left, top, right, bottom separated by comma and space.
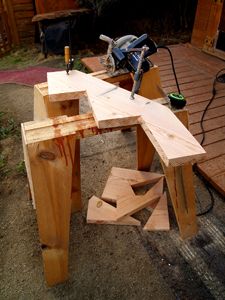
136, 124, 156, 171
22, 126, 74, 286
47, 70, 206, 167
34, 83, 82, 212
162, 162, 197, 239
23, 113, 134, 145
138, 66, 164, 99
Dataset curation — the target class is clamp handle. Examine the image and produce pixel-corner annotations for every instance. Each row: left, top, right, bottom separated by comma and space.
64, 46, 70, 65
99, 34, 113, 44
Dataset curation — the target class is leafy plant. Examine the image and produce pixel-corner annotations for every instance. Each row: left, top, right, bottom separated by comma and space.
16, 160, 26, 176
0, 153, 10, 178
0, 112, 18, 140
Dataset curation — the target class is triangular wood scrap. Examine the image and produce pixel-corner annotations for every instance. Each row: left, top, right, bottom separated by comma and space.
102, 176, 134, 203
110, 167, 164, 188
143, 192, 170, 231
102, 167, 164, 203
87, 196, 141, 226
116, 178, 164, 221
144, 176, 164, 211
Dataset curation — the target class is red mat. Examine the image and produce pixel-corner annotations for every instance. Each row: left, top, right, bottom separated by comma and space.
0, 66, 61, 86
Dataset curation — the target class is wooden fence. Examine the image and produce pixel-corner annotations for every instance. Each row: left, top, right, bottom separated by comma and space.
0, 0, 12, 56
0, 0, 35, 54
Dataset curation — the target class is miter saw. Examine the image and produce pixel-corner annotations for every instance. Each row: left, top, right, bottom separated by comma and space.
99, 33, 157, 99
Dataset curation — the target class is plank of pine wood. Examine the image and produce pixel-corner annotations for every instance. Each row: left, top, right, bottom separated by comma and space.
162, 162, 197, 239
116, 178, 164, 221
23, 136, 74, 286
23, 113, 135, 145
136, 124, 156, 171
101, 176, 135, 204
81, 56, 104, 72
138, 66, 164, 99
110, 167, 164, 187
21, 124, 35, 207
101, 167, 164, 203
87, 196, 141, 226
47, 70, 205, 167
42, 249, 68, 286
143, 193, 170, 231
33, 83, 82, 212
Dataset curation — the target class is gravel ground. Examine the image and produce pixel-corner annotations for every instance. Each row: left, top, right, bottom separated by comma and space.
0, 76, 225, 299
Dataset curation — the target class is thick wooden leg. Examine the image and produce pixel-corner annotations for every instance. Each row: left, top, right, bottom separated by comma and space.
136, 125, 156, 171
162, 162, 197, 239
138, 66, 164, 99
71, 139, 82, 212
34, 83, 82, 212
26, 137, 75, 285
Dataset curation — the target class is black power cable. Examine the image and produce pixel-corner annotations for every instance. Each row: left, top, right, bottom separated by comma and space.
195, 67, 225, 216
157, 45, 225, 216
157, 45, 181, 94
200, 68, 225, 145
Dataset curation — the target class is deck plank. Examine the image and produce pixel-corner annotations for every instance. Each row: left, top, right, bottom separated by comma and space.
81, 43, 225, 196
152, 44, 225, 196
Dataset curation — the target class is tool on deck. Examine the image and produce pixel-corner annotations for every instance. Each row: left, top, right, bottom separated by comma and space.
100, 33, 157, 99
64, 46, 74, 75
100, 33, 187, 105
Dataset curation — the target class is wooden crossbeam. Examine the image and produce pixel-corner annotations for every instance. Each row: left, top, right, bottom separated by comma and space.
47, 70, 206, 167
22, 113, 133, 145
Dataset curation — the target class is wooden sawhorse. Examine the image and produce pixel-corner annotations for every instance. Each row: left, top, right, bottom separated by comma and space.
22, 67, 205, 286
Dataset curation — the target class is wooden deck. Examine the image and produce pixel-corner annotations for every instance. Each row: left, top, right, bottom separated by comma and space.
81, 44, 225, 196
151, 44, 225, 196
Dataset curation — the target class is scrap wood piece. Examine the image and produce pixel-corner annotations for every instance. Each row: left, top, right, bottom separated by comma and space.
116, 178, 164, 221
102, 176, 135, 203
143, 176, 164, 211
47, 70, 206, 167
143, 192, 170, 231
110, 167, 164, 187
102, 167, 164, 203
87, 196, 141, 226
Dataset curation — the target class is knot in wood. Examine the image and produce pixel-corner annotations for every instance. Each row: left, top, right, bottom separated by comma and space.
39, 151, 56, 161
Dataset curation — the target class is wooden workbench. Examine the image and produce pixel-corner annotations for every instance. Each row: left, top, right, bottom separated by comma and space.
21, 67, 205, 286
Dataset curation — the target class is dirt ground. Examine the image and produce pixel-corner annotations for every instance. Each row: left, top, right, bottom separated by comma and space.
1, 52, 225, 299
